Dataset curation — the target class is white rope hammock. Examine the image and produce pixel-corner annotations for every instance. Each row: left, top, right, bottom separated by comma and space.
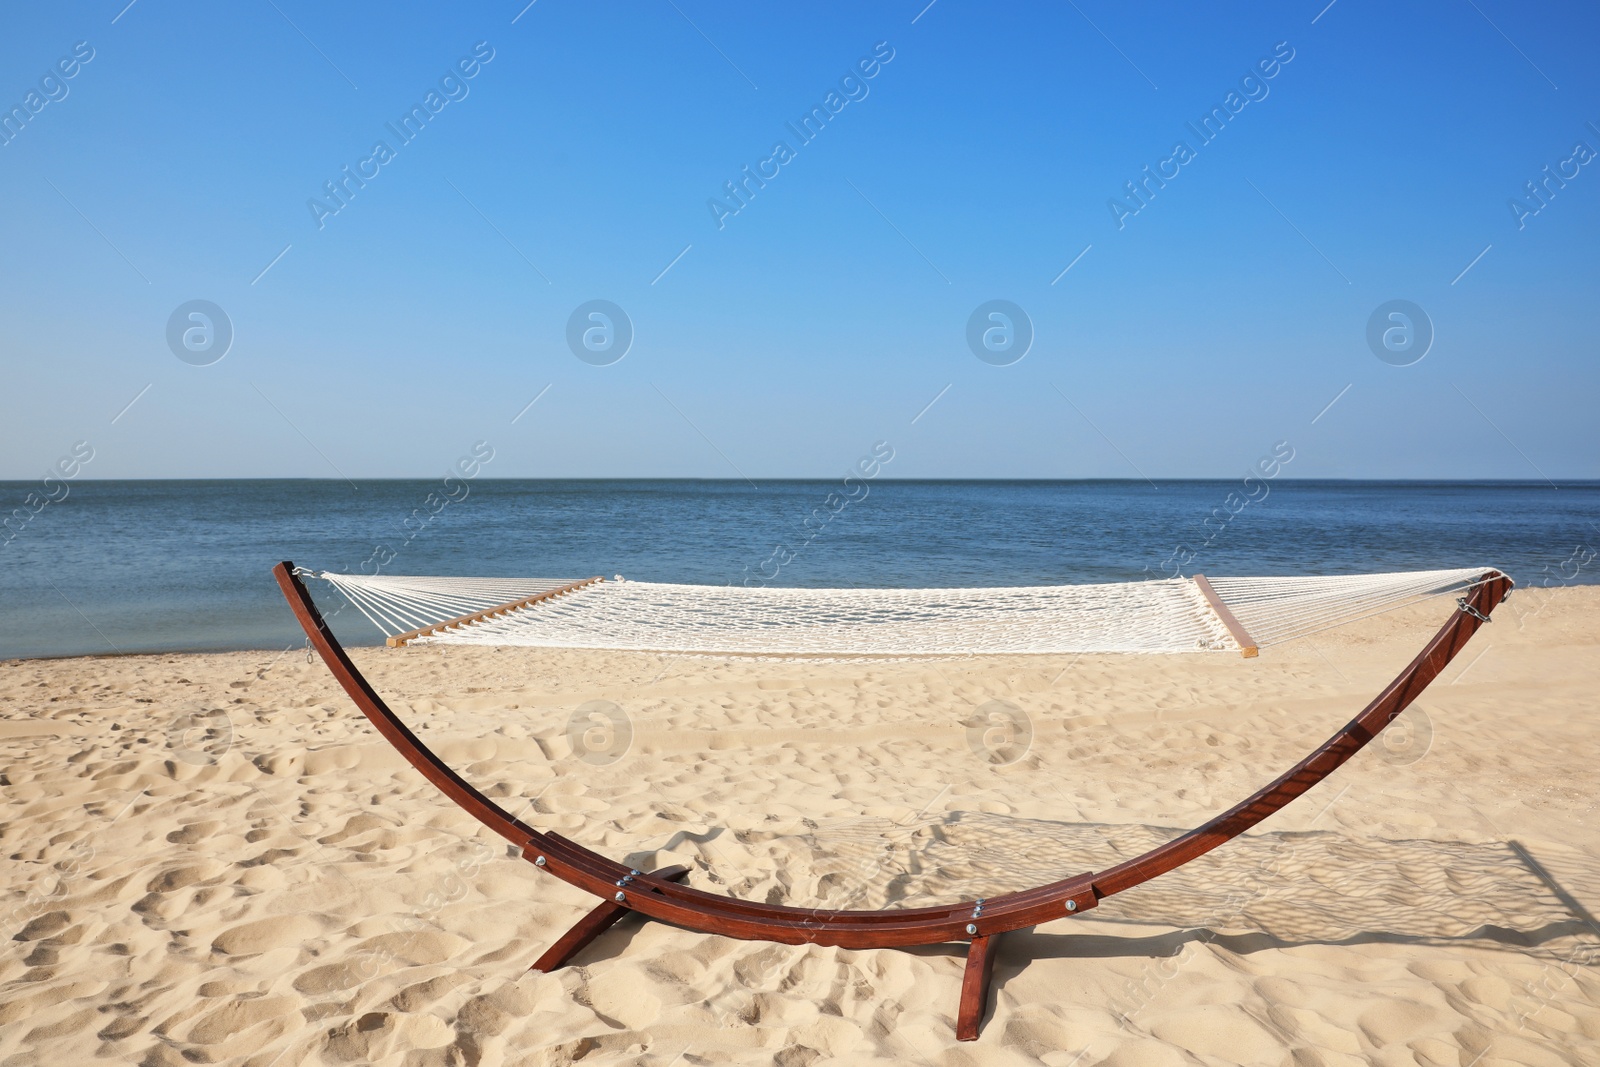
308, 567, 1499, 656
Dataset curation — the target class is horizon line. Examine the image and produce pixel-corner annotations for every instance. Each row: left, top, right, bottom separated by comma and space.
4, 476, 1594, 485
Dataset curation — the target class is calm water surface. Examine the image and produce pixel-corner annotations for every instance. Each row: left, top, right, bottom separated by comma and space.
2, 479, 1595, 659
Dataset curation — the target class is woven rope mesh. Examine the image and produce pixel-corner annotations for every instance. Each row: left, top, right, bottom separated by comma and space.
1203, 568, 1494, 647
313, 567, 1499, 655
318, 573, 581, 637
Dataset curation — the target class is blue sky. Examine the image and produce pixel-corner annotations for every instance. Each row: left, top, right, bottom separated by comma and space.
2, 0, 1596, 480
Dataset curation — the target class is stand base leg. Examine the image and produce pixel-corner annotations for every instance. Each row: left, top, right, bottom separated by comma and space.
530, 865, 690, 972
957, 933, 1001, 1041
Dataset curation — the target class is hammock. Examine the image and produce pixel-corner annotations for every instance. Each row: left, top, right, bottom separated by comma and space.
272, 562, 1513, 1040
308, 566, 1497, 658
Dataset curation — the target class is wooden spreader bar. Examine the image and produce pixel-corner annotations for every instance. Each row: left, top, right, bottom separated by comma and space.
1193, 573, 1259, 657
273, 561, 1511, 1041
386, 576, 603, 646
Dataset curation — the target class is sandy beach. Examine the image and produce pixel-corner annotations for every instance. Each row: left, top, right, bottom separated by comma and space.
2, 585, 1596, 1065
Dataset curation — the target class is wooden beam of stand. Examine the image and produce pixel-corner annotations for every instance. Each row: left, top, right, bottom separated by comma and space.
276, 557, 1509, 1041
1192, 574, 1259, 658
530, 865, 690, 972
957, 934, 1000, 1041
387, 576, 604, 647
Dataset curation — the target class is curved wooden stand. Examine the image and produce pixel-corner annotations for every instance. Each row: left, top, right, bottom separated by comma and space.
273, 562, 1512, 1041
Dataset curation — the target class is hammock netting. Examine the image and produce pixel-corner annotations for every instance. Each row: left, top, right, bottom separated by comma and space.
310, 567, 1498, 656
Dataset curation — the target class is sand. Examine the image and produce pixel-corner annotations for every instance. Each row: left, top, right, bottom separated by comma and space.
2, 584, 1597, 1065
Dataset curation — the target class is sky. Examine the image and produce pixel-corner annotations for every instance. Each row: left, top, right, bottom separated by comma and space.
1, 0, 1597, 481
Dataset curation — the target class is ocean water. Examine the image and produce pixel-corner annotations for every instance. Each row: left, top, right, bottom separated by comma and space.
1, 479, 1596, 660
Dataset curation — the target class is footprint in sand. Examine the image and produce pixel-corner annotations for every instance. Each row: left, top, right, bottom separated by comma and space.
167, 820, 225, 844
211, 914, 323, 955
144, 862, 225, 893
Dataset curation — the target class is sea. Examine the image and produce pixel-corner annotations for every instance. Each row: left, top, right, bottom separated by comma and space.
2, 479, 1596, 660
